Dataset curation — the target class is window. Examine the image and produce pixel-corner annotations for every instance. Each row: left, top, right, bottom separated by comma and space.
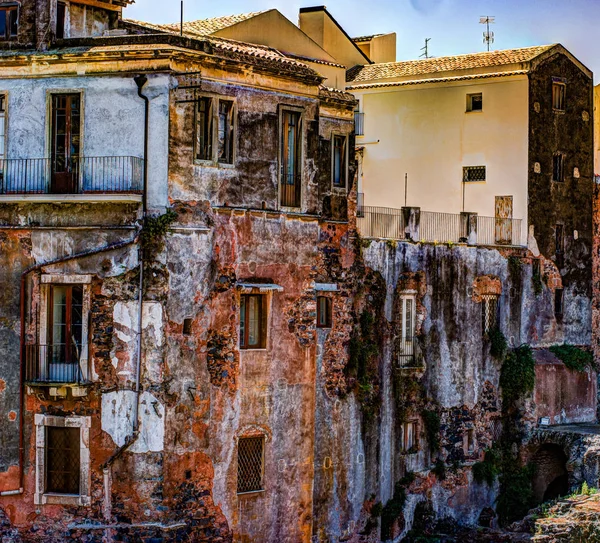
280, 109, 302, 207
0, 4, 18, 41
552, 81, 566, 111
354, 110, 364, 136
463, 166, 486, 182
34, 415, 91, 506
481, 294, 498, 336
555, 288, 564, 317
217, 100, 234, 164
237, 436, 264, 493
240, 294, 266, 349
401, 421, 417, 451
332, 135, 348, 189
0, 94, 5, 161
46, 426, 80, 494
467, 93, 482, 112
555, 224, 564, 268
463, 429, 476, 454
398, 292, 416, 366
183, 318, 193, 336
196, 97, 213, 161
56, 2, 66, 40
51, 93, 81, 194
317, 296, 332, 328
552, 153, 564, 182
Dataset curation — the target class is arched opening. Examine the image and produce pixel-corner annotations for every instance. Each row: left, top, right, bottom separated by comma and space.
531, 444, 569, 503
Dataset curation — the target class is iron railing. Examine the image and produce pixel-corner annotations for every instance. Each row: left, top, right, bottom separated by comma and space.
396, 336, 423, 369
356, 206, 524, 246
354, 112, 365, 136
0, 156, 143, 194
25, 343, 89, 384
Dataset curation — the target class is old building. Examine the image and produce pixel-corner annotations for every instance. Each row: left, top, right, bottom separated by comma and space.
0, 2, 597, 542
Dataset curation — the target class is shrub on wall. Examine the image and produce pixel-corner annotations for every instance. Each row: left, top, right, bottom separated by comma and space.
499, 345, 535, 404
550, 344, 596, 372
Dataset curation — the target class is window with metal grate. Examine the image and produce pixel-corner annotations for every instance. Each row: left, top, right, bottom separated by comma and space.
481, 294, 498, 336
237, 436, 264, 493
45, 426, 80, 494
463, 165, 486, 182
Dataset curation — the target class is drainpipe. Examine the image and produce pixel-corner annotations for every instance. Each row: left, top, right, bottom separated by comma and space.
0, 237, 138, 498
134, 74, 149, 215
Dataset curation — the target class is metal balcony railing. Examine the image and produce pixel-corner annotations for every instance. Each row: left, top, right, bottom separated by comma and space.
25, 343, 89, 385
0, 156, 143, 195
356, 206, 524, 247
396, 336, 423, 369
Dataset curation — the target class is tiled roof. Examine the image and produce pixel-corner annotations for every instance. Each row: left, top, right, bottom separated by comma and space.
319, 85, 357, 104
352, 34, 383, 43
347, 45, 556, 83
127, 11, 266, 38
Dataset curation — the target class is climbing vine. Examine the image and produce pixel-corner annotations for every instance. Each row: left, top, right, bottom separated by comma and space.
489, 327, 508, 360
499, 344, 535, 405
550, 344, 596, 372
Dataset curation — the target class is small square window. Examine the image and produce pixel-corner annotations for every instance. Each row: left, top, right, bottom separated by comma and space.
553, 153, 565, 182
467, 93, 482, 112
555, 288, 564, 317
317, 296, 332, 328
463, 166, 486, 182
240, 294, 267, 349
482, 294, 498, 336
552, 81, 566, 111
183, 318, 193, 336
237, 436, 264, 493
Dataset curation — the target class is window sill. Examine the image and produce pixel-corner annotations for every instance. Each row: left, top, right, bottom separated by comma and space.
193, 159, 236, 169
37, 493, 90, 506
552, 109, 566, 114
240, 347, 268, 352
466, 110, 483, 114
237, 489, 266, 497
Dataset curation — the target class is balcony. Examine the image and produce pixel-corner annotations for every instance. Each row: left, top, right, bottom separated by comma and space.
357, 205, 524, 247
396, 336, 423, 369
0, 156, 143, 202
25, 343, 90, 385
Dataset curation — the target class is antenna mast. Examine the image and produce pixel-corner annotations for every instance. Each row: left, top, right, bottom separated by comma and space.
419, 38, 431, 59
479, 16, 495, 51
180, 1, 184, 36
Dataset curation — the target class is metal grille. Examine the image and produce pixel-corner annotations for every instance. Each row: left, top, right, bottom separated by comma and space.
463, 165, 486, 182
482, 295, 498, 335
237, 436, 264, 493
491, 418, 503, 441
46, 426, 80, 494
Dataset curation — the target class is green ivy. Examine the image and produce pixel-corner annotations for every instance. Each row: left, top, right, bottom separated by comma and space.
489, 327, 508, 360
499, 345, 536, 405
532, 272, 543, 296
422, 410, 441, 453
496, 461, 536, 525
472, 448, 500, 486
432, 459, 446, 481
550, 344, 596, 372
508, 256, 522, 276
140, 209, 178, 254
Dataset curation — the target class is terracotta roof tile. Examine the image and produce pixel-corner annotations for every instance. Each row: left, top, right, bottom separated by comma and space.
347, 45, 556, 83
352, 34, 383, 43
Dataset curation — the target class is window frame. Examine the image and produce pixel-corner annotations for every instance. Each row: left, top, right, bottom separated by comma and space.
552, 153, 565, 182
278, 106, 304, 209
331, 133, 348, 190
552, 80, 566, 112
463, 165, 486, 183
0, 92, 7, 162
240, 293, 267, 350
481, 294, 499, 337
466, 92, 483, 112
0, 3, 18, 41
56, 1, 67, 40
237, 435, 265, 495
554, 288, 564, 317
401, 420, 418, 452
34, 414, 91, 506
316, 295, 333, 328
194, 94, 237, 167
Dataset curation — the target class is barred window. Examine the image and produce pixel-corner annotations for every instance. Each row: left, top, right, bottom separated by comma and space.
46, 426, 80, 494
237, 436, 264, 493
317, 296, 332, 328
463, 166, 486, 182
481, 294, 498, 336
552, 81, 566, 111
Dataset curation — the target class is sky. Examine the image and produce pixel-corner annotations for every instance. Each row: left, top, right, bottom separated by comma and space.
124, 0, 600, 81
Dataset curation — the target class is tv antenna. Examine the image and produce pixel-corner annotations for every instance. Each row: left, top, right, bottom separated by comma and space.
419, 37, 431, 59
480, 16, 495, 51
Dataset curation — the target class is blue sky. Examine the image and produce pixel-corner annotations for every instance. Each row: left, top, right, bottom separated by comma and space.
124, 0, 600, 81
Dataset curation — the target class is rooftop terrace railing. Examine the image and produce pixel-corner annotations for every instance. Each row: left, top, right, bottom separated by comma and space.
357, 205, 524, 247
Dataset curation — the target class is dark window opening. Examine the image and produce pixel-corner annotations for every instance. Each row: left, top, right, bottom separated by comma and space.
533, 258, 541, 277
317, 296, 332, 328
0, 5, 18, 41
237, 436, 264, 493
555, 224, 564, 268
465, 428, 476, 453
555, 288, 564, 317
553, 153, 564, 182
196, 97, 213, 161
45, 426, 80, 494
552, 82, 566, 111
240, 294, 267, 349
56, 2, 66, 40
482, 294, 498, 336
217, 100, 234, 164
463, 165, 486, 182
280, 110, 302, 207
332, 135, 347, 189
49, 284, 83, 372
467, 93, 482, 112
183, 318, 193, 336
402, 421, 416, 451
